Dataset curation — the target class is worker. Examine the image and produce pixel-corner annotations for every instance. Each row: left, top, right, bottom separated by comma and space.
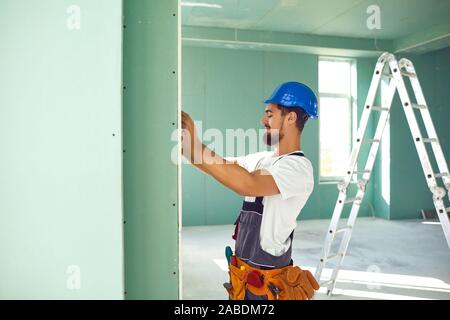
181, 81, 320, 300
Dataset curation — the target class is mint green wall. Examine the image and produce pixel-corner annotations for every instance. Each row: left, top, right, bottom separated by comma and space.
182, 46, 376, 226
123, 0, 180, 299
389, 47, 450, 219
372, 76, 391, 220
0, 0, 124, 299
372, 123, 391, 220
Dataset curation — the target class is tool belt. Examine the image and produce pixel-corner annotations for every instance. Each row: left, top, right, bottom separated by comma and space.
225, 256, 320, 300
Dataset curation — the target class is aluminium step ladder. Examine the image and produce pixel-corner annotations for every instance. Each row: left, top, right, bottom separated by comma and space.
315, 52, 450, 296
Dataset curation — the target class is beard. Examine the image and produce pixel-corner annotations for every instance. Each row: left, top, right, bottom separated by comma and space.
263, 128, 283, 146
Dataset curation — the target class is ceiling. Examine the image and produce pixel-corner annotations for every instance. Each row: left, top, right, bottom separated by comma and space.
182, 0, 450, 40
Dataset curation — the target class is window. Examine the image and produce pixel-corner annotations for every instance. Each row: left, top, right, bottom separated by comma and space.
319, 58, 356, 180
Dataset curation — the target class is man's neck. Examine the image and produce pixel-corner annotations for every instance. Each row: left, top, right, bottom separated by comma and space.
274, 134, 301, 156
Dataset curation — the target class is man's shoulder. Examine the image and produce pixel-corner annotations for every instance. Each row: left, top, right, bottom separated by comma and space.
248, 150, 274, 159
271, 153, 314, 176
242, 151, 274, 170
277, 152, 312, 166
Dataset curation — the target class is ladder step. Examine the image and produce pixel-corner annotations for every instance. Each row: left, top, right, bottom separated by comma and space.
337, 180, 367, 192
412, 103, 427, 110
353, 170, 371, 174
401, 71, 416, 77
336, 226, 352, 234
326, 253, 343, 261
344, 198, 360, 204
342, 180, 365, 184
340, 179, 368, 185
364, 139, 380, 144
382, 72, 392, 78
434, 173, 449, 178
423, 138, 437, 143
372, 106, 390, 112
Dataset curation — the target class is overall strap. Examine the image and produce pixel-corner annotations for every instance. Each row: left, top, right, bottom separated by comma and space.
289, 151, 304, 157
272, 151, 304, 165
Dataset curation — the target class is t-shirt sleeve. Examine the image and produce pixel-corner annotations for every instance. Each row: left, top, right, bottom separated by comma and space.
225, 151, 274, 172
224, 155, 249, 170
265, 156, 314, 200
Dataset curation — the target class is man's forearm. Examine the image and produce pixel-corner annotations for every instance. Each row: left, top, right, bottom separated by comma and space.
181, 111, 280, 198
193, 143, 253, 195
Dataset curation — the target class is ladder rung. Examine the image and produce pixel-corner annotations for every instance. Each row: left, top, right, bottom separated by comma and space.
336, 226, 352, 234
326, 253, 343, 261
401, 71, 416, 77
353, 170, 371, 174
338, 180, 366, 192
382, 72, 392, 78
446, 207, 450, 213
344, 198, 356, 204
412, 103, 427, 110
372, 106, 390, 112
344, 198, 361, 204
341, 179, 368, 185
423, 138, 437, 143
434, 173, 449, 178
364, 139, 380, 144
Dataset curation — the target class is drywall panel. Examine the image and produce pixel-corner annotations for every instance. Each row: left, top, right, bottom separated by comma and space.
123, 0, 180, 299
0, 0, 124, 299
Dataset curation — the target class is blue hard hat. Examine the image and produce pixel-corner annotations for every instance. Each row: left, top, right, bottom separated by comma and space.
264, 81, 318, 119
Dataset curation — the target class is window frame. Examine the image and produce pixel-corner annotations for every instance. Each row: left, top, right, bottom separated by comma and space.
318, 56, 357, 182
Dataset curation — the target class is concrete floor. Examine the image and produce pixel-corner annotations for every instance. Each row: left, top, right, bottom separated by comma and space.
182, 217, 450, 300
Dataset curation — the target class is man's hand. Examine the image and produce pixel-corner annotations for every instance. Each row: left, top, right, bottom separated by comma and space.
181, 111, 197, 142
181, 111, 201, 162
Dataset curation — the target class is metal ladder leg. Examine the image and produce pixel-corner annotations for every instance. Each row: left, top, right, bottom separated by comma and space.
315, 53, 388, 283
315, 52, 397, 293
324, 77, 397, 295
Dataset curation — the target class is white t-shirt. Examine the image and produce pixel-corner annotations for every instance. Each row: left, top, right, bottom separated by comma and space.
226, 150, 314, 256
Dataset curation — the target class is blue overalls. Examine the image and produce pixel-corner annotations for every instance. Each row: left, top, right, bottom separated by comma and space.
232, 151, 305, 300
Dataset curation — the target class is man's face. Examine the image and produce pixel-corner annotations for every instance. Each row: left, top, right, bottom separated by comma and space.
261, 103, 285, 146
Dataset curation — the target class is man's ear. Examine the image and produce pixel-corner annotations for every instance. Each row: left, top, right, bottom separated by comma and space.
288, 111, 298, 125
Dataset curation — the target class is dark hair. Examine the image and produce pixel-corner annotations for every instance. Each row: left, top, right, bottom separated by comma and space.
276, 104, 309, 132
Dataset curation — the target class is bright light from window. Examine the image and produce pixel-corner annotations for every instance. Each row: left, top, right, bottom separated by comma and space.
319, 58, 354, 179
320, 97, 351, 177
181, 2, 223, 9
310, 266, 450, 300
319, 60, 351, 94
421, 221, 442, 225
213, 258, 228, 271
